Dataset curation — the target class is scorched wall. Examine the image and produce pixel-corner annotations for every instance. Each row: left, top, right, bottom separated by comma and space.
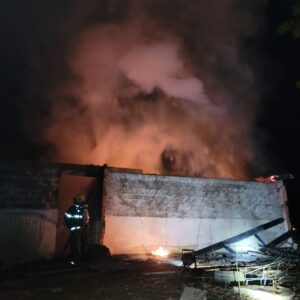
103, 170, 290, 254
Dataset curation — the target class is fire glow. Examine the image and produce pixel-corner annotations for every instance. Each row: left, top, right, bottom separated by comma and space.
151, 247, 169, 257
41, 1, 260, 181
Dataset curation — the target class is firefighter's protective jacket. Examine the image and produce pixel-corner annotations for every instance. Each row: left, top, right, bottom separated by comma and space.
64, 204, 89, 231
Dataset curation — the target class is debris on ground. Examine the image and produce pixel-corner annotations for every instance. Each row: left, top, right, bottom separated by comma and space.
179, 287, 207, 300
180, 218, 300, 299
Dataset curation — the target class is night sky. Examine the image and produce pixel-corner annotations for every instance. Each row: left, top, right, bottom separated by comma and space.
256, 1, 300, 227
0, 1, 299, 226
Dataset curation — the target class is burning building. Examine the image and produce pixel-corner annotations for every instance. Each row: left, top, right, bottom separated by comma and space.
0, 162, 290, 264
1, 1, 284, 264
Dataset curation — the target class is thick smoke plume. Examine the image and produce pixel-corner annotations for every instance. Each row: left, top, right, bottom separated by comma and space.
31, 0, 265, 179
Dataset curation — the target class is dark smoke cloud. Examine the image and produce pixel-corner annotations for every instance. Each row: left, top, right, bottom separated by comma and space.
0, 0, 268, 179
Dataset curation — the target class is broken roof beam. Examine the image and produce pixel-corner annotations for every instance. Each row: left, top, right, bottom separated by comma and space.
265, 230, 296, 248
193, 218, 284, 257
181, 218, 284, 266
254, 234, 266, 246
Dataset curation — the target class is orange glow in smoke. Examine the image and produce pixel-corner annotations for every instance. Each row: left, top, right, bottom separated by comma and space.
151, 247, 169, 257
42, 17, 255, 181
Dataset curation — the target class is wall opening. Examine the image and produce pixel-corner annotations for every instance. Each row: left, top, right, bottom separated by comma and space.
55, 174, 97, 256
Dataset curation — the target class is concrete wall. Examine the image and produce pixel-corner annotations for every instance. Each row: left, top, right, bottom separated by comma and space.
103, 171, 290, 254
0, 163, 61, 263
0, 163, 60, 209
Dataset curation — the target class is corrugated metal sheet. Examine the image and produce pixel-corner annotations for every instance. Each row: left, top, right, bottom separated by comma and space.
0, 209, 57, 263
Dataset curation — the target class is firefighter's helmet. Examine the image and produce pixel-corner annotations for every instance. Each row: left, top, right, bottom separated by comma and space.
73, 194, 85, 204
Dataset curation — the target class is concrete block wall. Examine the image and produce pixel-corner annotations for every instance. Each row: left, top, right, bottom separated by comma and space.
0, 163, 61, 263
103, 170, 290, 254
0, 163, 60, 209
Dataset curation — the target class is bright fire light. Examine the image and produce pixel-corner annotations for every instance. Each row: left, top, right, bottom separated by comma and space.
151, 247, 169, 257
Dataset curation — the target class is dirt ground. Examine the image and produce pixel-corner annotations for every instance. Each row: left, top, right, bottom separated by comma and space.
0, 255, 298, 300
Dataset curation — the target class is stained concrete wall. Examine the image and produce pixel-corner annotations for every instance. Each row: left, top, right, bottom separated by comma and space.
103, 171, 290, 254
0, 163, 60, 209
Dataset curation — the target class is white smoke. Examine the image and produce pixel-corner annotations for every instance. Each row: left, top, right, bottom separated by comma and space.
118, 42, 210, 105
42, 1, 261, 179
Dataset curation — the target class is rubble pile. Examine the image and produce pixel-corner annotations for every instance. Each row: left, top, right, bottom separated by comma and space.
180, 218, 300, 299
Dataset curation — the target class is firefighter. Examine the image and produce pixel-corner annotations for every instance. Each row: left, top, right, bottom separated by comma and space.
64, 194, 90, 264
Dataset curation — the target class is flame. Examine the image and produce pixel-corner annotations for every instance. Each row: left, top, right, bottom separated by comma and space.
151, 247, 169, 257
